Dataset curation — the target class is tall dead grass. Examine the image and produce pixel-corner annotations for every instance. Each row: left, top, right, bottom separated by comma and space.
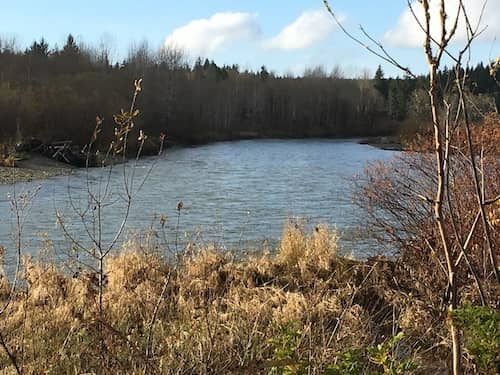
0, 222, 480, 374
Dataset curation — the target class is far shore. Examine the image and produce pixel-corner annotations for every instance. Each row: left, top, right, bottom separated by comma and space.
0, 136, 402, 185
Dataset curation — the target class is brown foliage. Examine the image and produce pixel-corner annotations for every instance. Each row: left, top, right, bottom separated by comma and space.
0, 221, 484, 373
404, 113, 500, 155
356, 116, 500, 310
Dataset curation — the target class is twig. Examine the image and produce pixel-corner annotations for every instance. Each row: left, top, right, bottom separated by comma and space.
0, 332, 22, 375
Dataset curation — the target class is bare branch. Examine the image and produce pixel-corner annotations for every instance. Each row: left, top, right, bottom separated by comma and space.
322, 1, 415, 77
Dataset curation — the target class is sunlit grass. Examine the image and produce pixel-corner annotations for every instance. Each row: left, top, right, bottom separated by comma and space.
0, 222, 457, 374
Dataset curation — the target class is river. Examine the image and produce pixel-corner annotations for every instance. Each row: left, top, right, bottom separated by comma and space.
0, 139, 397, 262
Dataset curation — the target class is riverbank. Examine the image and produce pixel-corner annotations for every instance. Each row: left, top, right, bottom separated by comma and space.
358, 135, 403, 151
0, 154, 73, 184
0, 223, 491, 374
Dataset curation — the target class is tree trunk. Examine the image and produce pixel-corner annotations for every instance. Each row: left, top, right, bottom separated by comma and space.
428, 66, 461, 375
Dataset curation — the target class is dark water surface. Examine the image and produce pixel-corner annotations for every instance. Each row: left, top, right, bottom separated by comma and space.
0, 139, 397, 261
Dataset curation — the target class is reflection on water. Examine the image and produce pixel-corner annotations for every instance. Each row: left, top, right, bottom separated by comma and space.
0, 139, 397, 261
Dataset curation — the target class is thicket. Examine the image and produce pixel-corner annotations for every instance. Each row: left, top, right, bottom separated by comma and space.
0, 35, 498, 149
321, 1, 500, 373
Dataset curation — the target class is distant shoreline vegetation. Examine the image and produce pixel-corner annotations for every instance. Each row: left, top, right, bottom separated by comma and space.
0, 34, 498, 150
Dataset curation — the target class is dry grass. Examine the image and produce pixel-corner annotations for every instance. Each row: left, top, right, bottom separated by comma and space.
0, 222, 487, 374
0, 144, 15, 168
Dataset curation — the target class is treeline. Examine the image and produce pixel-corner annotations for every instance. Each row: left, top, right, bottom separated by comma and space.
372, 64, 499, 124
0, 35, 498, 148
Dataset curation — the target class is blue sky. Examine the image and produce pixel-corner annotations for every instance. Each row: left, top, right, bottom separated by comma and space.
2, 0, 499, 77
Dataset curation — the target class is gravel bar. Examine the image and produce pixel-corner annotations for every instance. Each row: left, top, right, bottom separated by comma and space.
0, 164, 72, 185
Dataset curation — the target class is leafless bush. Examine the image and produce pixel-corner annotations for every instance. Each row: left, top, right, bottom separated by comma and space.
358, 151, 498, 298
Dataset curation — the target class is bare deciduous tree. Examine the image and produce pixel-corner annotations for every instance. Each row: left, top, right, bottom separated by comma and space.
323, 1, 499, 373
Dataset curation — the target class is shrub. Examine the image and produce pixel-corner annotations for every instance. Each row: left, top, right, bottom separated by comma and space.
453, 304, 500, 373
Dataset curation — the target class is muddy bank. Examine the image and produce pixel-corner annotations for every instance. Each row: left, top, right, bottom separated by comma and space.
358, 136, 403, 151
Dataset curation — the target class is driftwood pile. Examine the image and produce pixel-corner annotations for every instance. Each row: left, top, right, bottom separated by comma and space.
15, 139, 92, 167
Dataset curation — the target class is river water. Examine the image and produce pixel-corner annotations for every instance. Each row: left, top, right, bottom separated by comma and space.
0, 139, 397, 261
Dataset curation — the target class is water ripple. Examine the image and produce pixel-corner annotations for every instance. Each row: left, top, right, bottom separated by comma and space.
0, 139, 396, 258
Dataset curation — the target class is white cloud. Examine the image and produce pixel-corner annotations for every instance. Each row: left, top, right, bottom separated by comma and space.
385, 0, 500, 48
165, 12, 260, 57
264, 10, 336, 51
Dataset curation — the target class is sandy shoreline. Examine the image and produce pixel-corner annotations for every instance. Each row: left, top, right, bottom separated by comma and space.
0, 155, 73, 185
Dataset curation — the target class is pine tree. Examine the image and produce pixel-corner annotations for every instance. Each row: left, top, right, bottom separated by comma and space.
373, 65, 388, 100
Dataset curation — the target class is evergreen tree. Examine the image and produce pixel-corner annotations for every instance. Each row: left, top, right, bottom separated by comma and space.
373, 65, 389, 100
260, 65, 269, 81
62, 34, 79, 55
25, 38, 49, 57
